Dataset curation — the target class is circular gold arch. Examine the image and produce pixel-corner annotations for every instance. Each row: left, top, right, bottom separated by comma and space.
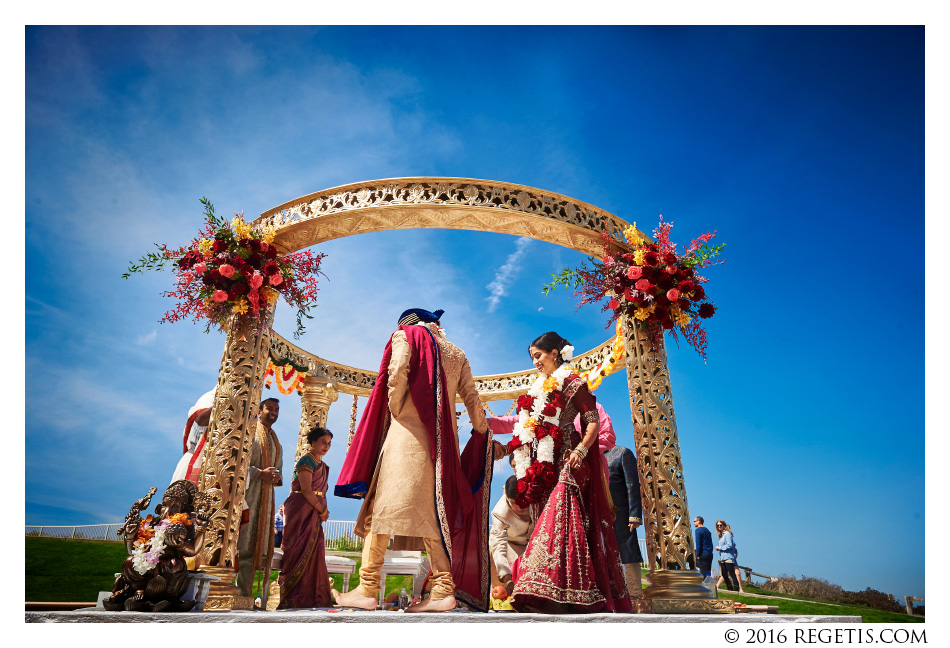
198, 177, 724, 612
258, 177, 634, 258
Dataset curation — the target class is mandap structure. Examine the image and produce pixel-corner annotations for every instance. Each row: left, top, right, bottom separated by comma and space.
196, 178, 731, 614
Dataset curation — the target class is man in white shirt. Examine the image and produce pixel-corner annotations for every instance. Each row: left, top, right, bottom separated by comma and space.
489, 476, 536, 596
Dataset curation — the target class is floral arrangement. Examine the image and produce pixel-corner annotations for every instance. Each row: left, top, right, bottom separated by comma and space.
577, 320, 626, 391
264, 356, 308, 395
124, 198, 326, 338
506, 363, 574, 508
544, 217, 724, 361
130, 513, 192, 575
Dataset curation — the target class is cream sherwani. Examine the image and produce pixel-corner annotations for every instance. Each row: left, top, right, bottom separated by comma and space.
356, 326, 487, 539
353, 324, 488, 599
489, 496, 535, 583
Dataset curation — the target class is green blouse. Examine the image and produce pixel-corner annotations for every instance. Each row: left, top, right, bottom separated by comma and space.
293, 454, 321, 480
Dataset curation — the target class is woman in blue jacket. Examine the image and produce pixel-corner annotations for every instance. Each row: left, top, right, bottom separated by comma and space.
715, 520, 745, 593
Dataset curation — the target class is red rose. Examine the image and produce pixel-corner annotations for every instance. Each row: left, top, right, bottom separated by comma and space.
542, 403, 557, 417
635, 278, 651, 291
265, 246, 278, 259
517, 394, 535, 411
516, 479, 528, 495
663, 252, 678, 265
231, 282, 247, 295
657, 274, 674, 289
691, 285, 705, 301
679, 280, 696, 294
507, 438, 522, 453
212, 238, 227, 254
264, 262, 280, 276
644, 251, 659, 266
699, 303, 716, 319
648, 285, 658, 295
608, 298, 620, 310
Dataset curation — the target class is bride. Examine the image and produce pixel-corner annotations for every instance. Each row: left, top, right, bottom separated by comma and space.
493, 331, 632, 613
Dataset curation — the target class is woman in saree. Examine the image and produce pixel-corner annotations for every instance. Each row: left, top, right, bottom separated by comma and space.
492, 332, 631, 614
277, 426, 333, 608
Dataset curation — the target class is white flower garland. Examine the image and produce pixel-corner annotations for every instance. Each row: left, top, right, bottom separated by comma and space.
130, 518, 173, 575
511, 363, 573, 479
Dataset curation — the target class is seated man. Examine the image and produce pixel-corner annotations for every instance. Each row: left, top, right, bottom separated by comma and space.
489, 475, 536, 596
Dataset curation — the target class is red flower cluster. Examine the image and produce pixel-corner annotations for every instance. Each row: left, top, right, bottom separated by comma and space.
545, 216, 724, 361
125, 198, 326, 339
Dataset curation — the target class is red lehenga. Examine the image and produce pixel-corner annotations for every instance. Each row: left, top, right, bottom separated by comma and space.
510, 375, 632, 614
277, 456, 331, 609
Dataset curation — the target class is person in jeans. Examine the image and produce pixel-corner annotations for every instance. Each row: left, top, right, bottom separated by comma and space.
715, 519, 745, 593
693, 516, 714, 578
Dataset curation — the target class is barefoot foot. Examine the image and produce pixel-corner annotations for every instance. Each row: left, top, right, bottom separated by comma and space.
333, 588, 378, 610
405, 595, 457, 612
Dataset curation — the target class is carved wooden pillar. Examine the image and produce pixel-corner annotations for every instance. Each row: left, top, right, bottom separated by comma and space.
197, 302, 276, 611
622, 316, 731, 612
294, 376, 339, 464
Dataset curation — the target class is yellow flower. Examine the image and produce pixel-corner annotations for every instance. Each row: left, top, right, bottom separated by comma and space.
624, 223, 644, 246
232, 297, 249, 315
261, 226, 276, 244
197, 238, 214, 255
633, 249, 645, 265
542, 376, 558, 391
523, 419, 537, 432
672, 307, 692, 327
232, 216, 253, 240
263, 288, 279, 304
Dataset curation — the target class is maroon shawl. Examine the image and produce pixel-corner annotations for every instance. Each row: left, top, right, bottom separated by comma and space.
335, 325, 493, 611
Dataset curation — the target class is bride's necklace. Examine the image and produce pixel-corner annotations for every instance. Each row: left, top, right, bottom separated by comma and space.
506, 362, 573, 506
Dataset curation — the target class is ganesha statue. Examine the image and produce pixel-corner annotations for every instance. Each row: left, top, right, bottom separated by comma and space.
103, 480, 213, 612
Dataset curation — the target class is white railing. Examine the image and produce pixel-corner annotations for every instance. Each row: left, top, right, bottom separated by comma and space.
27, 521, 365, 551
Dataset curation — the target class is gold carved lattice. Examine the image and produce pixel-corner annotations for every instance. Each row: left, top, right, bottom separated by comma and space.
256, 178, 634, 258
623, 315, 696, 571
198, 305, 275, 569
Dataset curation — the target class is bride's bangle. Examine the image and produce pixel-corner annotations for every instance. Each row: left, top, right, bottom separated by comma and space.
572, 443, 588, 459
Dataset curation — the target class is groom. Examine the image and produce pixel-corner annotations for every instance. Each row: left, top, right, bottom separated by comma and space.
334, 308, 501, 612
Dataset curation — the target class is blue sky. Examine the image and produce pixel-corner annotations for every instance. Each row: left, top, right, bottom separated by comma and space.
23, 25, 927, 601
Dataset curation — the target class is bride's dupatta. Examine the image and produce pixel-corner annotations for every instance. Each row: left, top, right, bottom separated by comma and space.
334, 324, 493, 611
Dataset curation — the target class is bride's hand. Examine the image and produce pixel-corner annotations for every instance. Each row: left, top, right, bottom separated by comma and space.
567, 452, 582, 470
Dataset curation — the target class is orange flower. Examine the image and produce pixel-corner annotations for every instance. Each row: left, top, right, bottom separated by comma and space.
523, 419, 537, 432
542, 376, 558, 391
168, 513, 192, 526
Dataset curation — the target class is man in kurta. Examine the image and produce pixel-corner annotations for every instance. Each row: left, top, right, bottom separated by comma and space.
236, 397, 283, 607
334, 308, 500, 612
489, 476, 535, 596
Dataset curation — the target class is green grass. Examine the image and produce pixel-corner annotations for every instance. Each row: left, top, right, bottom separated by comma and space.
25, 537, 414, 603
26, 537, 130, 602
25, 539, 923, 621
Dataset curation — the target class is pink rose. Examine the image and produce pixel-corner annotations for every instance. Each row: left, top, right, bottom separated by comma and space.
604, 256, 614, 265
193, 262, 207, 274
269, 273, 283, 286
608, 298, 620, 310
627, 266, 642, 280
666, 288, 681, 301
212, 289, 229, 302
635, 278, 651, 291
249, 272, 264, 289
219, 264, 235, 278
665, 264, 678, 275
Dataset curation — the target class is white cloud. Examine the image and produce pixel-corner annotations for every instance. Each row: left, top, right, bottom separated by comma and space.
137, 330, 157, 346
484, 237, 532, 313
